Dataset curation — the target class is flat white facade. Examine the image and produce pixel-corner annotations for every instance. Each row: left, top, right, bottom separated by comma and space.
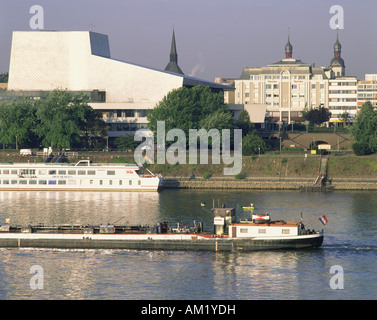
328, 77, 358, 122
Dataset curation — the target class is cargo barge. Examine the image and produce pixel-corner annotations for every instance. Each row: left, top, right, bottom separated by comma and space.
0, 206, 323, 251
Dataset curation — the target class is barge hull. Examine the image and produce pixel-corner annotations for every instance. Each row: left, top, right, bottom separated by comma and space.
0, 234, 323, 251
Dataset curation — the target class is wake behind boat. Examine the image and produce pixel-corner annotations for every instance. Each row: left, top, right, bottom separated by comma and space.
0, 203, 323, 251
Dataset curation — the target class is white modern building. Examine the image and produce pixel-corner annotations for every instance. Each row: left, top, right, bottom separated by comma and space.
6, 30, 230, 138
328, 77, 358, 122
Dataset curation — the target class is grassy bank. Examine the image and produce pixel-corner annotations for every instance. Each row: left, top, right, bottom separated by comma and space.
2, 150, 377, 180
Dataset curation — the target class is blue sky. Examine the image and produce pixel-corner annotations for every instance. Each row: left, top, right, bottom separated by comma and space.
1, 0, 376, 81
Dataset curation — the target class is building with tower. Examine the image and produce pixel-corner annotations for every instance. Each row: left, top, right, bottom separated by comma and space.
222, 31, 358, 125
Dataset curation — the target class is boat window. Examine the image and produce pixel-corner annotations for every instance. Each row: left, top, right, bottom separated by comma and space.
11, 180, 17, 184
240, 228, 249, 234
3, 180, 9, 184
282, 229, 290, 234
258, 229, 266, 234
119, 180, 122, 185
58, 170, 66, 175
11, 170, 17, 175
109, 180, 112, 185
99, 180, 103, 185
138, 180, 141, 186
49, 170, 56, 175
107, 170, 115, 175
90, 180, 93, 185
39, 169, 47, 175
38, 180, 47, 185
68, 170, 76, 175
68, 180, 76, 185
87, 170, 96, 175
29, 180, 37, 185
20, 180, 27, 185
3, 170, 9, 174
58, 180, 66, 185
129, 180, 132, 185
78, 170, 86, 175
48, 180, 57, 185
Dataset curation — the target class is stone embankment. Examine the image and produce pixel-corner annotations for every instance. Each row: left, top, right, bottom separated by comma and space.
163, 177, 377, 191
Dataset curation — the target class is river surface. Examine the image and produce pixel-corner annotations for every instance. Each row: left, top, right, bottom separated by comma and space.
0, 189, 376, 300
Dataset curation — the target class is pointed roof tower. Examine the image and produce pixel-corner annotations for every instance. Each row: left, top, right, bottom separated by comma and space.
285, 30, 293, 59
330, 29, 345, 76
164, 29, 184, 75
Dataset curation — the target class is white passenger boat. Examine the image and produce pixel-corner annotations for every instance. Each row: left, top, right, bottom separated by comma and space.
0, 160, 163, 191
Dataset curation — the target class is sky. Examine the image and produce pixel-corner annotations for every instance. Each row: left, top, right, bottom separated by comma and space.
1, 0, 377, 81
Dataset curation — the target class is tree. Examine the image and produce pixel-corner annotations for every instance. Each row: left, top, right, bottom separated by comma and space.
236, 109, 253, 136
302, 106, 331, 126
147, 86, 231, 138
0, 99, 39, 148
36, 90, 107, 149
350, 101, 377, 155
242, 130, 266, 156
115, 133, 139, 151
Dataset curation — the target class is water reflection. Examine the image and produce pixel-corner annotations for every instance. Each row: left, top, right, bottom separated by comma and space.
0, 191, 160, 226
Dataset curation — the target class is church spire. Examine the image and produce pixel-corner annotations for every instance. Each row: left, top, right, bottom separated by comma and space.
330, 28, 345, 77
285, 29, 293, 59
164, 29, 184, 75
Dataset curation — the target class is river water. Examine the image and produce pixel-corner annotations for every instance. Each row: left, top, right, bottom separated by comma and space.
0, 189, 376, 300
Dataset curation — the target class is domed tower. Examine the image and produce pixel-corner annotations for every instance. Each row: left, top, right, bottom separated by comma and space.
330, 32, 345, 77
285, 35, 293, 59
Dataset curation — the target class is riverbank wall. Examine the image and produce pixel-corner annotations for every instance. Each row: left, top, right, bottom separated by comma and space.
163, 177, 377, 191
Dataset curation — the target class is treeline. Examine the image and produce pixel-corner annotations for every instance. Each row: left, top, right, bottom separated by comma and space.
0, 90, 107, 149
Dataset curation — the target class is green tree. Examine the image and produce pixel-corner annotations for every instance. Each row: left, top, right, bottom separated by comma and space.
147, 86, 231, 138
350, 101, 377, 155
0, 99, 39, 148
236, 109, 253, 136
36, 90, 107, 149
242, 130, 266, 156
302, 106, 331, 126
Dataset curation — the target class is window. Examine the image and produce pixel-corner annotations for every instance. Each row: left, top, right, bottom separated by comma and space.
49, 180, 57, 185
78, 170, 86, 175
29, 180, 37, 185
39, 169, 47, 175
258, 229, 266, 234
282, 229, 290, 234
39, 180, 47, 185
49, 170, 56, 175
20, 180, 27, 185
58, 170, 66, 175
11, 170, 17, 175
68, 170, 76, 175
3, 170, 9, 174
129, 180, 132, 185
119, 180, 122, 185
107, 170, 115, 175
109, 180, 112, 185
240, 228, 249, 234
11, 180, 17, 184
3, 180, 9, 184
58, 180, 66, 185
100, 180, 103, 185
88, 170, 96, 175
